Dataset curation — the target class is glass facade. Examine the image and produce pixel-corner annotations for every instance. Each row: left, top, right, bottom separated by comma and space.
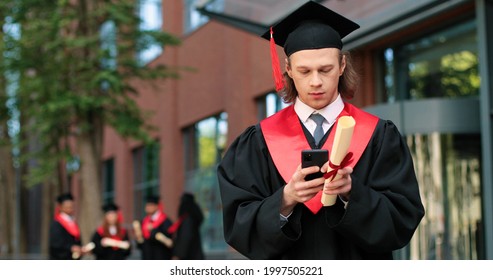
99, 20, 117, 71
183, 113, 228, 255
383, 20, 479, 101
381, 19, 484, 259
132, 141, 160, 219
184, 0, 224, 34
256, 92, 289, 121
137, 0, 163, 65
407, 133, 483, 260
101, 158, 115, 204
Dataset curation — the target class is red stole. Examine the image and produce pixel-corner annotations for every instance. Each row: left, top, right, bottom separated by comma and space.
142, 211, 167, 239
96, 226, 126, 240
54, 214, 81, 240
260, 102, 379, 214
167, 213, 189, 235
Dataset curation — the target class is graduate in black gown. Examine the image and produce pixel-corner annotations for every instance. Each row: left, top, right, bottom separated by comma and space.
91, 203, 131, 260
136, 195, 174, 260
171, 193, 205, 260
49, 193, 83, 260
217, 1, 425, 260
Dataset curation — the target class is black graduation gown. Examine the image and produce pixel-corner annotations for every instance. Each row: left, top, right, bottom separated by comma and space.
137, 218, 173, 260
49, 220, 82, 260
91, 230, 132, 260
172, 217, 205, 260
217, 119, 425, 260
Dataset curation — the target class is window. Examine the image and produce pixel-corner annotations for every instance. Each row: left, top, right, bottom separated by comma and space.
183, 113, 227, 253
132, 141, 160, 219
256, 92, 289, 121
184, 0, 224, 34
99, 20, 117, 91
382, 20, 478, 102
405, 133, 483, 260
100, 20, 117, 71
101, 158, 115, 204
137, 0, 163, 66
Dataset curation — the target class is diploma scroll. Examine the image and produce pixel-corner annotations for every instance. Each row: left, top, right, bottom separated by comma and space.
72, 242, 95, 259
155, 232, 173, 248
321, 116, 355, 206
101, 237, 130, 250
132, 220, 144, 243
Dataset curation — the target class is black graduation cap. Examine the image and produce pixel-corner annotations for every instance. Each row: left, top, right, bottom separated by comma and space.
261, 1, 360, 56
260, 1, 360, 91
102, 202, 119, 213
145, 194, 160, 204
56, 193, 74, 204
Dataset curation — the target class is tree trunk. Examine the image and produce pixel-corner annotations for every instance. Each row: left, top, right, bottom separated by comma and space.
77, 129, 103, 245
0, 144, 15, 257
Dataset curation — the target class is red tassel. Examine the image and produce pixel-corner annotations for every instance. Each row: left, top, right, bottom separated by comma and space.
270, 27, 285, 92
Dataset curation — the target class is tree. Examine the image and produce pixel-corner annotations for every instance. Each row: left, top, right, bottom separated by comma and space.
1, 0, 180, 249
0, 6, 18, 257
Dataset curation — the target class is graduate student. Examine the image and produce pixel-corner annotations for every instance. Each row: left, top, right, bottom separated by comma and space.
90, 203, 131, 260
49, 193, 84, 260
135, 195, 174, 260
171, 193, 205, 260
217, 1, 425, 259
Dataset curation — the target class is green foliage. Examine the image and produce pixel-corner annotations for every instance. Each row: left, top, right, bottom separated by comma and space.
1, 0, 181, 186
408, 50, 479, 99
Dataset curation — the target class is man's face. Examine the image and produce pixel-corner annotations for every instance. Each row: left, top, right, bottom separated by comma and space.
59, 200, 74, 216
286, 48, 345, 110
145, 203, 158, 216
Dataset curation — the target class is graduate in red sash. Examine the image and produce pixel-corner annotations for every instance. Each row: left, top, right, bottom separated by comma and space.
137, 195, 173, 260
90, 203, 131, 260
217, 1, 424, 260
49, 193, 83, 260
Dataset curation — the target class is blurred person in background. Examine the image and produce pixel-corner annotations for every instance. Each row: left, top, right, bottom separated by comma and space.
171, 193, 205, 260
49, 193, 85, 260
90, 202, 131, 260
134, 195, 174, 260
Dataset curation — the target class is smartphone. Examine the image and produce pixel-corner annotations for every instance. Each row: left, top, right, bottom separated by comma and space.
301, 149, 328, 181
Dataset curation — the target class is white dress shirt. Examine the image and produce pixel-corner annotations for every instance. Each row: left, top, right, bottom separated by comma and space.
294, 94, 344, 138
280, 94, 348, 226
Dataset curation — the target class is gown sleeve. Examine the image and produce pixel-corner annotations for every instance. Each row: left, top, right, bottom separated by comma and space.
172, 217, 192, 259
49, 221, 76, 260
324, 120, 425, 252
122, 231, 132, 258
217, 125, 300, 259
90, 231, 103, 258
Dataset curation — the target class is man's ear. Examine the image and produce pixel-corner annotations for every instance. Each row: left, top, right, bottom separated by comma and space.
340, 55, 347, 76
285, 58, 292, 78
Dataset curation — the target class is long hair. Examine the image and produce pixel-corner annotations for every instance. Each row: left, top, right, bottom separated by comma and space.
178, 193, 204, 225
280, 50, 359, 103
102, 216, 124, 238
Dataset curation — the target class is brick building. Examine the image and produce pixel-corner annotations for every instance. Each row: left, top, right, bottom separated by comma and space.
12, 0, 493, 260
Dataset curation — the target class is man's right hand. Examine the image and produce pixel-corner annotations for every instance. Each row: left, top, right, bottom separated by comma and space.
281, 164, 326, 216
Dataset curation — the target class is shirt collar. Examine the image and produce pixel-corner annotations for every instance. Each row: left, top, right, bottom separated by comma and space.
109, 225, 117, 235
60, 212, 74, 222
294, 94, 344, 125
151, 210, 161, 221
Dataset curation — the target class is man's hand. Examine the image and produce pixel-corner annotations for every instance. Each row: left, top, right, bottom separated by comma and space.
71, 245, 82, 254
322, 166, 353, 201
281, 164, 326, 216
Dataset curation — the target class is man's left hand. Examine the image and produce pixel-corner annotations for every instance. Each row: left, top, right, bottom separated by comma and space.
321, 166, 353, 200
